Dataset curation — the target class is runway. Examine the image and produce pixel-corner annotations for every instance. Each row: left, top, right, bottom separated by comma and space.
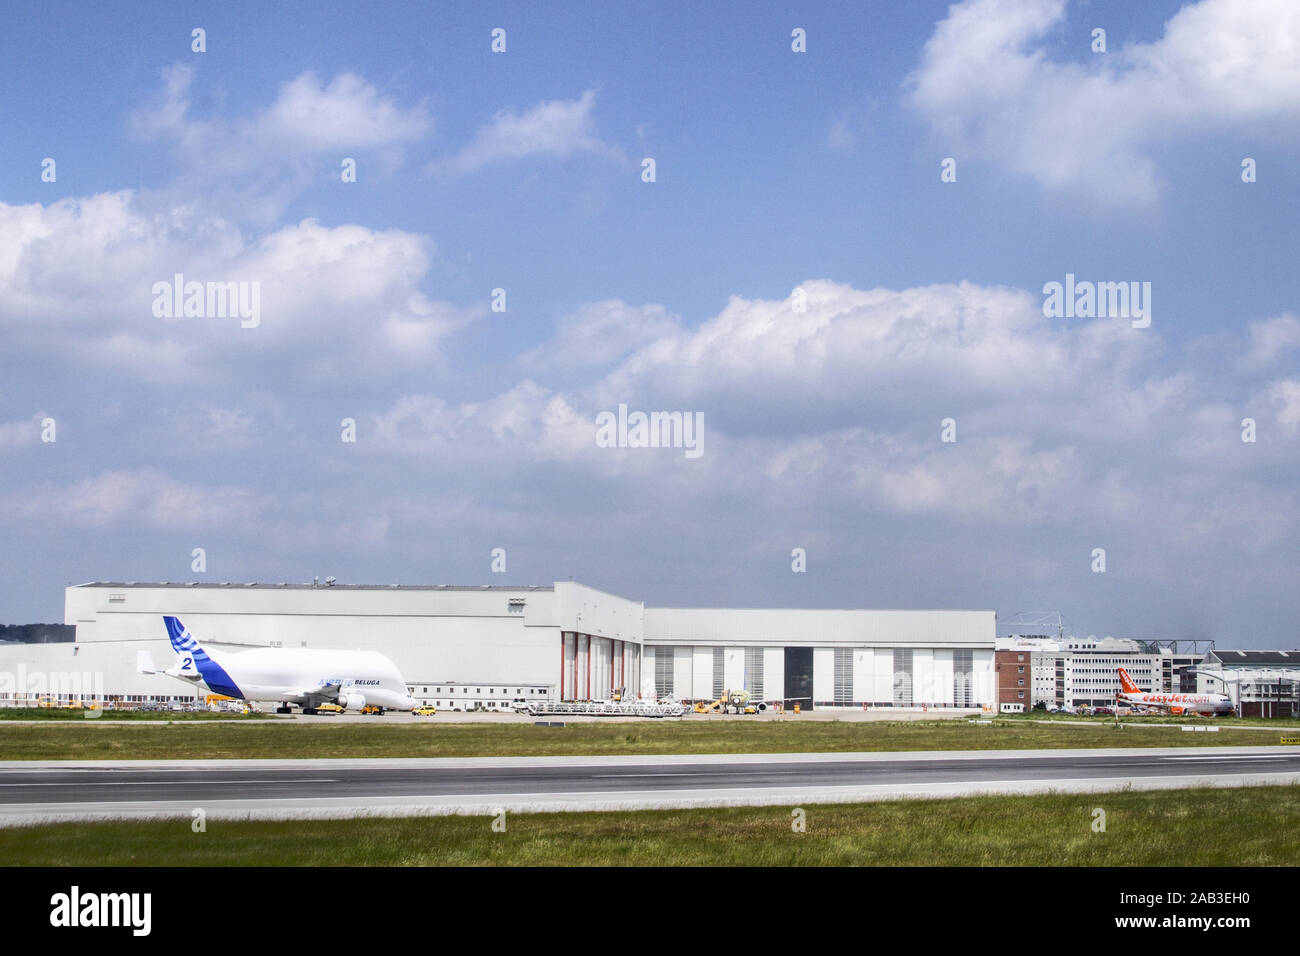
2, 746, 1298, 825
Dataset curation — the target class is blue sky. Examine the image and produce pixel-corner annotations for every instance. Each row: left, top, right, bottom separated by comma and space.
1, 0, 1297, 646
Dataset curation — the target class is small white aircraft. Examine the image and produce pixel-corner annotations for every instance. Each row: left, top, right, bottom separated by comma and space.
1116, 667, 1233, 717
139, 615, 418, 714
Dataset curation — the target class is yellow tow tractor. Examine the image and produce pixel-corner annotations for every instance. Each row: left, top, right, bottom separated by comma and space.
693, 690, 767, 714
360, 705, 385, 715
314, 702, 345, 715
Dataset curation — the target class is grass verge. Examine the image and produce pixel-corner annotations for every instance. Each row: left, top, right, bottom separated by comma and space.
4, 784, 1296, 866
0, 717, 1295, 760
0, 707, 270, 721
998, 711, 1300, 728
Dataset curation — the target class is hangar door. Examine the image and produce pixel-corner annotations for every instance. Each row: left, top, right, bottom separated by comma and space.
784, 646, 813, 711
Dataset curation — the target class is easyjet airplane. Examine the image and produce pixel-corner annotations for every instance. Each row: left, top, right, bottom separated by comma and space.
1116, 667, 1233, 716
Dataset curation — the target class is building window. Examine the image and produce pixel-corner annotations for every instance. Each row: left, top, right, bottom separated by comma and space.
894, 648, 913, 706
954, 649, 973, 707
654, 647, 673, 698
833, 648, 852, 705
747, 648, 766, 700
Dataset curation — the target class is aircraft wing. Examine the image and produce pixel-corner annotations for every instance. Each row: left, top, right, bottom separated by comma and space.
282, 681, 343, 706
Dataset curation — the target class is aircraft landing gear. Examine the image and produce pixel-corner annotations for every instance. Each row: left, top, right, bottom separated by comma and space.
275, 704, 291, 714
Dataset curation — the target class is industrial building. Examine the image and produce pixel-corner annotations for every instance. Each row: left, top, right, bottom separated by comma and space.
645, 608, 994, 708
0, 581, 997, 711
998, 636, 1180, 710
1193, 649, 1300, 718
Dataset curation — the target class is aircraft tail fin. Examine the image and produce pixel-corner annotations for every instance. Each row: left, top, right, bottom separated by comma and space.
161, 616, 243, 699
137, 649, 158, 675
164, 615, 203, 656
1117, 667, 1140, 694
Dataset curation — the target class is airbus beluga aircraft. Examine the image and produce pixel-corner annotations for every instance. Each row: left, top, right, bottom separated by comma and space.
1116, 667, 1233, 717
138, 616, 418, 714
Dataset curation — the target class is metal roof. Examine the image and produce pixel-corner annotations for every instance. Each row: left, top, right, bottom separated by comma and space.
1206, 649, 1300, 666
73, 581, 554, 591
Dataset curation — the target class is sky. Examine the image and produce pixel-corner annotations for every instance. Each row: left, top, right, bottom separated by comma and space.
0, 0, 1297, 645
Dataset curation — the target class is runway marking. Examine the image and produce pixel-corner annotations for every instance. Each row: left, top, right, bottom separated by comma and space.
591, 771, 807, 778
0, 779, 338, 787
1163, 754, 1294, 761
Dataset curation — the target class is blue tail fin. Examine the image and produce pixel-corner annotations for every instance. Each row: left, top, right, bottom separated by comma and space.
164, 615, 200, 655
162, 616, 242, 699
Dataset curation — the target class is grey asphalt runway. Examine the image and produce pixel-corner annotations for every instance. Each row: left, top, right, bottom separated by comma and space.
2, 747, 1297, 825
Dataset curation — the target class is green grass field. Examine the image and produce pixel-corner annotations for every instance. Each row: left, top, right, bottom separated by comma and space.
0, 707, 271, 721
999, 711, 1300, 728
0, 716, 1295, 760
4, 784, 1296, 866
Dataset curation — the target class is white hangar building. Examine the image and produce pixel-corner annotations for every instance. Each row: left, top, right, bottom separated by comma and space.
0, 581, 996, 711
645, 608, 994, 708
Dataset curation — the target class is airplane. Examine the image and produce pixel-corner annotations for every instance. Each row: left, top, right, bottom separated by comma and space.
1116, 667, 1233, 717
138, 615, 419, 714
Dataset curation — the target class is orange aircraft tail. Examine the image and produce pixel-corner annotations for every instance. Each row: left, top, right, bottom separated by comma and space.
1117, 667, 1141, 694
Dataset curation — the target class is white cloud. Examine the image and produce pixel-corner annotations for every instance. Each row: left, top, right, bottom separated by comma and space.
1242, 313, 1300, 369
4, 469, 271, 532
130, 65, 432, 221
827, 118, 855, 150
134, 64, 432, 165
518, 300, 682, 373
590, 279, 1132, 418
0, 193, 482, 383
257, 71, 432, 151
1269, 379, 1300, 433
370, 382, 596, 463
906, 0, 1300, 205
0, 413, 47, 451
358, 277, 1296, 564
432, 90, 623, 175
